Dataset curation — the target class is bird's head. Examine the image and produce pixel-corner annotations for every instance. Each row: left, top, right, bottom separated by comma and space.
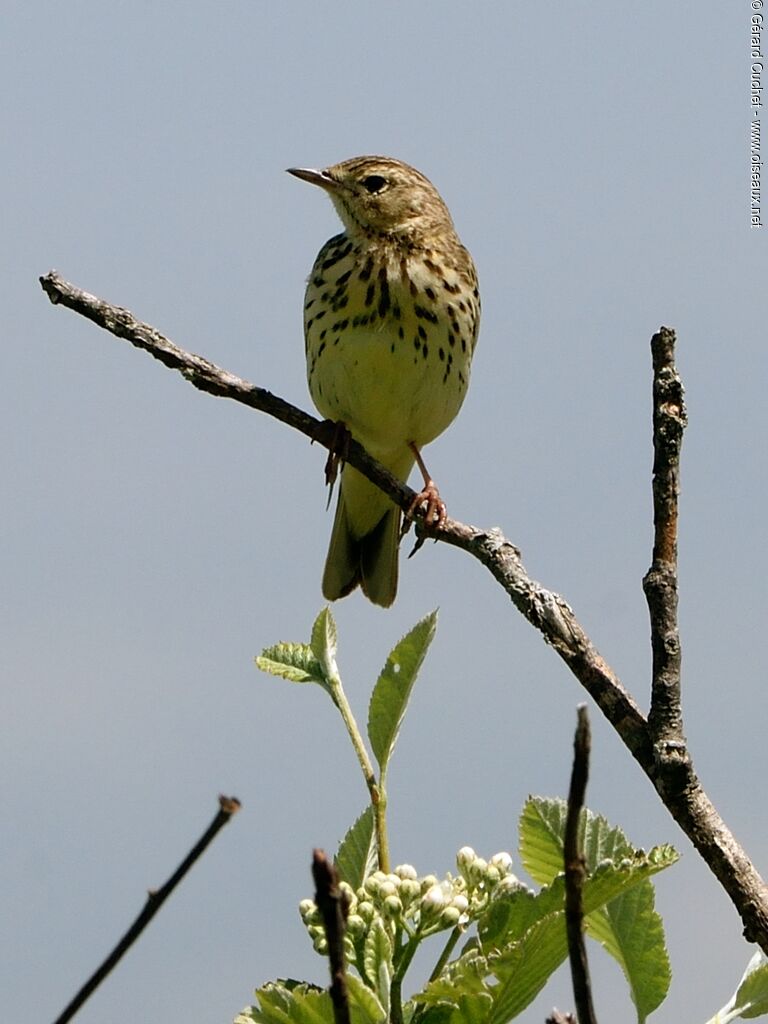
288, 156, 455, 243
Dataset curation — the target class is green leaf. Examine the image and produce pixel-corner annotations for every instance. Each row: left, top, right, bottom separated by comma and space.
707, 950, 768, 1023
488, 914, 570, 1022
411, 1005, 461, 1024
586, 877, 671, 1022
414, 991, 494, 1024
239, 977, 385, 1024
416, 946, 491, 1004
734, 950, 768, 1019
363, 918, 393, 1011
470, 856, 677, 1021
520, 796, 635, 884
310, 607, 339, 682
335, 807, 377, 890
237, 979, 330, 1024
517, 797, 677, 1023
367, 611, 437, 778
346, 975, 388, 1024
256, 643, 326, 687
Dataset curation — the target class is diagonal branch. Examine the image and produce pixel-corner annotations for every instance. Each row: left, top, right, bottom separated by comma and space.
39, 271, 768, 953
52, 795, 241, 1024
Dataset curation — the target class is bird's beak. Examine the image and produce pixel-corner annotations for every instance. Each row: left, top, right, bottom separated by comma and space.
286, 166, 341, 192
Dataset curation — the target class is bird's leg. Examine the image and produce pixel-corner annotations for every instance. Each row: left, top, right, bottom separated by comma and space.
312, 419, 352, 500
406, 442, 447, 529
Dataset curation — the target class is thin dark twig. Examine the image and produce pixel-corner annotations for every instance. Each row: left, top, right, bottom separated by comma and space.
312, 849, 351, 1024
39, 273, 768, 952
563, 706, 598, 1024
52, 795, 241, 1024
643, 327, 687, 749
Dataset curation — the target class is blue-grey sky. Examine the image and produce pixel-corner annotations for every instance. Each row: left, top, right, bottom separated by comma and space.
3, 2, 766, 1021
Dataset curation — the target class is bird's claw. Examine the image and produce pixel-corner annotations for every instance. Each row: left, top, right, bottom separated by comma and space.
406, 480, 447, 530
312, 420, 351, 492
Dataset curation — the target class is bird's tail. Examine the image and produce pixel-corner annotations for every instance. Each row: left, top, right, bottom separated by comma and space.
322, 456, 412, 607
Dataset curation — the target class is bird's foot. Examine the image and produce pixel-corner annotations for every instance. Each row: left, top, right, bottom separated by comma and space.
312, 419, 351, 493
405, 442, 447, 531
406, 479, 447, 530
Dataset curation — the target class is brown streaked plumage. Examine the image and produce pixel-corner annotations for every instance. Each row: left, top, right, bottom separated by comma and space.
288, 156, 479, 606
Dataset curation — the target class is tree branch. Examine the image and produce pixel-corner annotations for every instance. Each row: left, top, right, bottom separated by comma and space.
52, 795, 241, 1024
312, 849, 351, 1024
563, 706, 598, 1024
40, 271, 768, 953
644, 326, 687, 748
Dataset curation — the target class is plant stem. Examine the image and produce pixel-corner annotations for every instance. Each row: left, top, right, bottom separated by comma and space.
390, 935, 420, 1024
428, 926, 461, 981
326, 674, 390, 873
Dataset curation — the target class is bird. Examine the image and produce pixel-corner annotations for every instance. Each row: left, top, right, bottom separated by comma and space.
288, 156, 479, 607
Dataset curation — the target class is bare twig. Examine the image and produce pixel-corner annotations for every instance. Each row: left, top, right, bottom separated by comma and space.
564, 706, 598, 1024
52, 795, 241, 1024
39, 273, 768, 952
312, 849, 351, 1024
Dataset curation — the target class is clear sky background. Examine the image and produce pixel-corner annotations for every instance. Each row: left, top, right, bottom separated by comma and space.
3, 2, 766, 1021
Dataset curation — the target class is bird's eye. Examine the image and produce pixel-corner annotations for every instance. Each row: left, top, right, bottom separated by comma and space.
361, 174, 387, 194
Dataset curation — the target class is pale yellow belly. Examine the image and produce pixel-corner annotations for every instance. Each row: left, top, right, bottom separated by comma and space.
305, 261, 473, 466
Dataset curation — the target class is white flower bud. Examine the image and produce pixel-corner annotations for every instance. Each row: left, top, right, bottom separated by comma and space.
451, 893, 469, 913
494, 874, 526, 896
422, 883, 447, 912
399, 878, 421, 905
339, 881, 356, 909
364, 874, 382, 896
456, 847, 477, 881
420, 874, 439, 893
485, 864, 501, 885
378, 880, 398, 899
357, 900, 375, 922
440, 905, 461, 927
346, 913, 366, 937
490, 851, 513, 874
383, 894, 402, 918
395, 863, 418, 880
298, 899, 316, 923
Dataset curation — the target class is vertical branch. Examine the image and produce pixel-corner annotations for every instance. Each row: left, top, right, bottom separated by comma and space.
643, 327, 688, 748
563, 706, 598, 1024
312, 849, 351, 1024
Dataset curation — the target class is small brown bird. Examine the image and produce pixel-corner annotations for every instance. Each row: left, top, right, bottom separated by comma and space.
288, 156, 479, 607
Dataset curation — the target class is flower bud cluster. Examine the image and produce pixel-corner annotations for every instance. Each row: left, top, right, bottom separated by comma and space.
299, 848, 522, 962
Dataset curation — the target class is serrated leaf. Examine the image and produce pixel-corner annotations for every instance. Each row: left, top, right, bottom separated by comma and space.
471, 858, 678, 1022
410, 1005, 460, 1024
240, 977, 385, 1024
256, 642, 326, 686
520, 796, 637, 884
239, 980, 331, 1024
586, 880, 671, 1022
414, 992, 493, 1024
335, 807, 377, 890
310, 607, 338, 681
367, 611, 437, 778
346, 975, 388, 1024
517, 797, 677, 1023
363, 918, 393, 1010
489, 913, 570, 1022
